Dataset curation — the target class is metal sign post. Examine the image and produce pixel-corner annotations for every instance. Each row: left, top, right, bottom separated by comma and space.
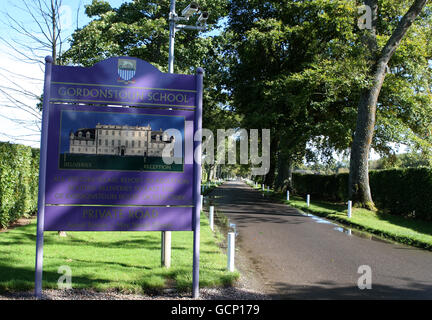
34, 56, 53, 298
192, 67, 203, 298
163, 0, 207, 270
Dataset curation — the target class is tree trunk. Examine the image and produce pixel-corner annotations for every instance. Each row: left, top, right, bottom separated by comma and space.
286, 161, 293, 192
51, 0, 57, 65
349, 0, 427, 209
349, 76, 383, 210
274, 152, 285, 191
274, 152, 292, 192
263, 137, 279, 187
205, 164, 211, 182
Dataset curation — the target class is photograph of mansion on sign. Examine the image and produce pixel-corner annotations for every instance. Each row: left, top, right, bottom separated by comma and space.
69, 123, 175, 157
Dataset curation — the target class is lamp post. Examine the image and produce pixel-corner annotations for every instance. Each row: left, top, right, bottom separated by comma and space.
162, 0, 208, 269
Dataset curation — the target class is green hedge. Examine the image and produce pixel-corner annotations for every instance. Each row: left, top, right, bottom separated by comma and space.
0, 142, 39, 228
292, 167, 432, 221
292, 172, 349, 201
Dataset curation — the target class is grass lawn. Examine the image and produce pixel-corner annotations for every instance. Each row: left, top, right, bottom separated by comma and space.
0, 211, 239, 294
245, 180, 432, 251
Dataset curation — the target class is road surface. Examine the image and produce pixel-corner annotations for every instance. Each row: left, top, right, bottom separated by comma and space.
207, 181, 432, 299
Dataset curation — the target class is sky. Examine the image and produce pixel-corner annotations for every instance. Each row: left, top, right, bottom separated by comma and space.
0, 0, 131, 148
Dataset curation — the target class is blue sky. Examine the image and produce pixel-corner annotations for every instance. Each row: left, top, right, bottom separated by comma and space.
0, 0, 131, 41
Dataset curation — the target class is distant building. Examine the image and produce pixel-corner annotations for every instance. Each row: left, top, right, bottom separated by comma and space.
69, 123, 175, 157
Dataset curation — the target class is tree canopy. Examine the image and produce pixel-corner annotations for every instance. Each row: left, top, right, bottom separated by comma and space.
224, 0, 432, 194
63, 0, 432, 194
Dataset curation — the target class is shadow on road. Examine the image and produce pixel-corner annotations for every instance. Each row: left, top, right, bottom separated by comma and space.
268, 280, 432, 300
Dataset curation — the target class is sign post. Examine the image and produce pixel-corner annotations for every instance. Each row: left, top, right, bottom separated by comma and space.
34, 56, 203, 298
192, 67, 203, 298
34, 56, 53, 298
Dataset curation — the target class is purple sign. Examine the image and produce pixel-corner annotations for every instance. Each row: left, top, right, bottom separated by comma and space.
35, 56, 203, 297
40, 57, 200, 231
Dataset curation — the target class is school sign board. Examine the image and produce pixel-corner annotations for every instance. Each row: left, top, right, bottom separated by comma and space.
35, 56, 203, 297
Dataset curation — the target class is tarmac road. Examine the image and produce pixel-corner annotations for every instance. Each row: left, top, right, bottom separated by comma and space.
207, 180, 432, 299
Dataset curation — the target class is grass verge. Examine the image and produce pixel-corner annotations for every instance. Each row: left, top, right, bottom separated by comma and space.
244, 180, 432, 251
0, 210, 239, 294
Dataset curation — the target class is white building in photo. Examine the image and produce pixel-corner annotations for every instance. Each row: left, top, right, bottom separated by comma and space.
69, 123, 175, 157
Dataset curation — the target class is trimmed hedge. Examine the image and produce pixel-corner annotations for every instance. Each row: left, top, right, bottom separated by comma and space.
0, 142, 39, 228
292, 172, 349, 201
292, 167, 432, 221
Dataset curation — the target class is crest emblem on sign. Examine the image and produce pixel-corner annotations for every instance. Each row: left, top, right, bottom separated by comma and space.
118, 59, 136, 84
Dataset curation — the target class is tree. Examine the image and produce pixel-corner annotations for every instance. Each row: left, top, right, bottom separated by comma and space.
369, 151, 431, 169
0, 0, 79, 144
64, 0, 228, 71
349, 0, 429, 209
226, 0, 432, 198
64, 0, 232, 129
225, 0, 364, 187
63, 0, 432, 200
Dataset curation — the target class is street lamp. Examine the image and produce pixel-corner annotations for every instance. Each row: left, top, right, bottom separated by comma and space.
162, 0, 209, 269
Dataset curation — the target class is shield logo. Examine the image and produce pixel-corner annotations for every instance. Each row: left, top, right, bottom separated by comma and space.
118, 59, 136, 83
